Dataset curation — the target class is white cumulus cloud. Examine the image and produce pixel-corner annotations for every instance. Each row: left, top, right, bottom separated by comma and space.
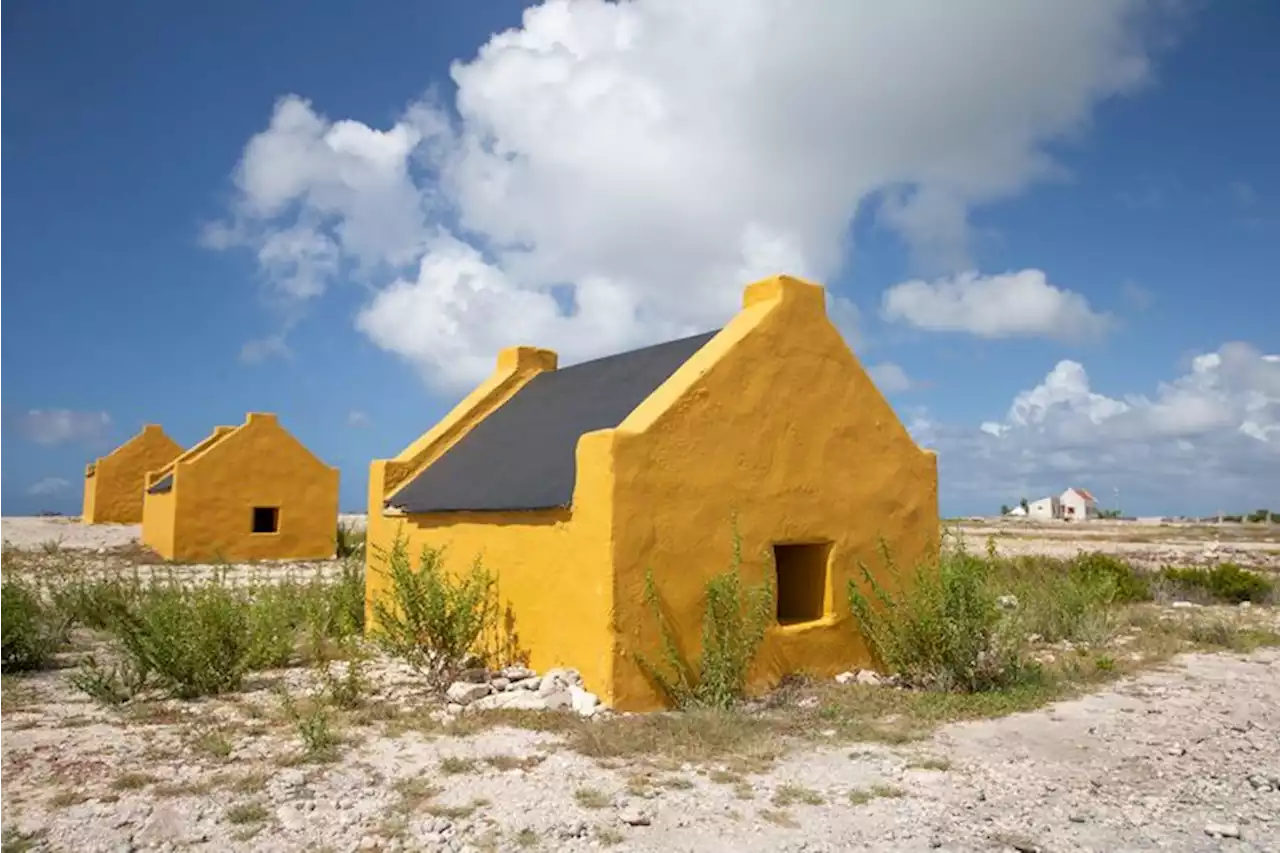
28, 477, 71, 496
932, 342, 1280, 513
14, 409, 111, 446
881, 269, 1114, 342
209, 0, 1164, 388
867, 362, 915, 395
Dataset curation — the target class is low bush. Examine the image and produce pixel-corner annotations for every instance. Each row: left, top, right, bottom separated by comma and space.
848, 546, 1033, 693
1160, 563, 1273, 604
105, 576, 257, 698
370, 535, 498, 691
335, 520, 366, 559
1069, 552, 1151, 603
52, 563, 365, 701
637, 531, 774, 709
1, 578, 67, 672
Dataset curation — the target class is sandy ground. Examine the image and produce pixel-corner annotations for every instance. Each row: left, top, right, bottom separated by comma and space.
0, 516, 370, 553
3, 644, 1277, 853
951, 519, 1280, 572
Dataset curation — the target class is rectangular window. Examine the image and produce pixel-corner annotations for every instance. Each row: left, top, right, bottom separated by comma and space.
774, 542, 831, 625
251, 506, 280, 534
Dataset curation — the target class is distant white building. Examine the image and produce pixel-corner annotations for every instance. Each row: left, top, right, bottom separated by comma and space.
1060, 487, 1099, 521
1005, 505, 1027, 517
1028, 496, 1060, 520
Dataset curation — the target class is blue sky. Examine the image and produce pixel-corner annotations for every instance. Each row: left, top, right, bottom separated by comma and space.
3, 0, 1278, 518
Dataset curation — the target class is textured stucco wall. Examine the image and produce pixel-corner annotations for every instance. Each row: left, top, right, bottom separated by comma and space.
365, 349, 618, 695
141, 486, 177, 557
142, 414, 339, 562
606, 275, 939, 710
82, 425, 183, 524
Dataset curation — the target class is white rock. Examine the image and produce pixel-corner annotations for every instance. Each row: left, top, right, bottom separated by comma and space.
855, 670, 882, 686
511, 677, 541, 691
446, 681, 492, 704
471, 691, 549, 712
834, 671, 856, 685
276, 804, 308, 833
997, 594, 1019, 611
1171, 600, 1198, 609
618, 806, 652, 826
503, 665, 536, 681
542, 690, 573, 711
569, 686, 600, 717
490, 677, 511, 691
1204, 823, 1241, 839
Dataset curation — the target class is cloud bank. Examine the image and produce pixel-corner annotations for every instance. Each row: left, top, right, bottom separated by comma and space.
210, 0, 1158, 389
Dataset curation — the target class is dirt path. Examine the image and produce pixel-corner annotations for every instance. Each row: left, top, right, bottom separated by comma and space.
4, 649, 1277, 853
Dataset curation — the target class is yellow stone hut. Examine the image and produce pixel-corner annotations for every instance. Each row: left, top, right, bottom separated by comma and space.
366, 275, 938, 711
82, 424, 183, 524
141, 413, 339, 562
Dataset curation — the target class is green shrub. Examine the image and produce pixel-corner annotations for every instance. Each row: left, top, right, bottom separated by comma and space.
1, 578, 67, 672
1069, 552, 1150, 603
303, 557, 365, 646
316, 636, 367, 709
636, 531, 774, 709
848, 546, 1032, 693
335, 521, 366, 559
278, 687, 340, 762
370, 535, 498, 690
69, 656, 146, 706
1160, 563, 1273, 604
49, 570, 145, 631
105, 577, 256, 698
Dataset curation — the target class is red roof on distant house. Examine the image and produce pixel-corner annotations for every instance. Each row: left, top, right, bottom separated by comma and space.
1067, 487, 1096, 503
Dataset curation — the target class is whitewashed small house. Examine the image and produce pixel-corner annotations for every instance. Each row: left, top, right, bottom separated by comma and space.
1028, 496, 1060, 520
1060, 487, 1098, 521
1005, 505, 1028, 517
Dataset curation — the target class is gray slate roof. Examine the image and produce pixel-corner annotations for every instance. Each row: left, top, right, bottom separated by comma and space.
148, 474, 174, 494
388, 330, 718, 513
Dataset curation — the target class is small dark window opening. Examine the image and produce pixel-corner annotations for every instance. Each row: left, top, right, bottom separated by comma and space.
252, 507, 280, 534
774, 542, 831, 625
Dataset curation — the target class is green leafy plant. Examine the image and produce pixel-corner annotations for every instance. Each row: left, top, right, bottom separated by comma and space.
1069, 552, 1150, 603
335, 520, 367, 559
1, 578, 67, 672
637, 529, 774, 709
278, 687, 340, 762
847, 544, 1032, 693
370, 535, 498, 691
69, 656, 147, 706
316, 636, 368, 709
1160, 563, 1273, 604
102, 573, 255, 698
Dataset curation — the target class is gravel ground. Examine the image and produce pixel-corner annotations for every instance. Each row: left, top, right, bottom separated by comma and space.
3, 516, 1279, 852
1, 517, 143, 552
3, 646, 1277, 853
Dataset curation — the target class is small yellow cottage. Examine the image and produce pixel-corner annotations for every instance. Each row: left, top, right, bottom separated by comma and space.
141, 413, 339, 562
366, 275, 938, 711
83, 424, 183, 524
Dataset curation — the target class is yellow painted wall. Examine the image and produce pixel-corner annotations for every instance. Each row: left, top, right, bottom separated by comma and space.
141, 486, 176, 557
365, 349, 619, 694
141, 414, 339, 562
365, 275, 937, 711
607, 275, 938, 710
82, 425, 183, 524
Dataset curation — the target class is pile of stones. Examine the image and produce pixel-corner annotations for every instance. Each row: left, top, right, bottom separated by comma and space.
444, 665, 603, 716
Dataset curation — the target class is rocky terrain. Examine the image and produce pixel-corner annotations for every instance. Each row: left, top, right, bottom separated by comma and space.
3, 646, 1277, 853
3, 516, 1279, 852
